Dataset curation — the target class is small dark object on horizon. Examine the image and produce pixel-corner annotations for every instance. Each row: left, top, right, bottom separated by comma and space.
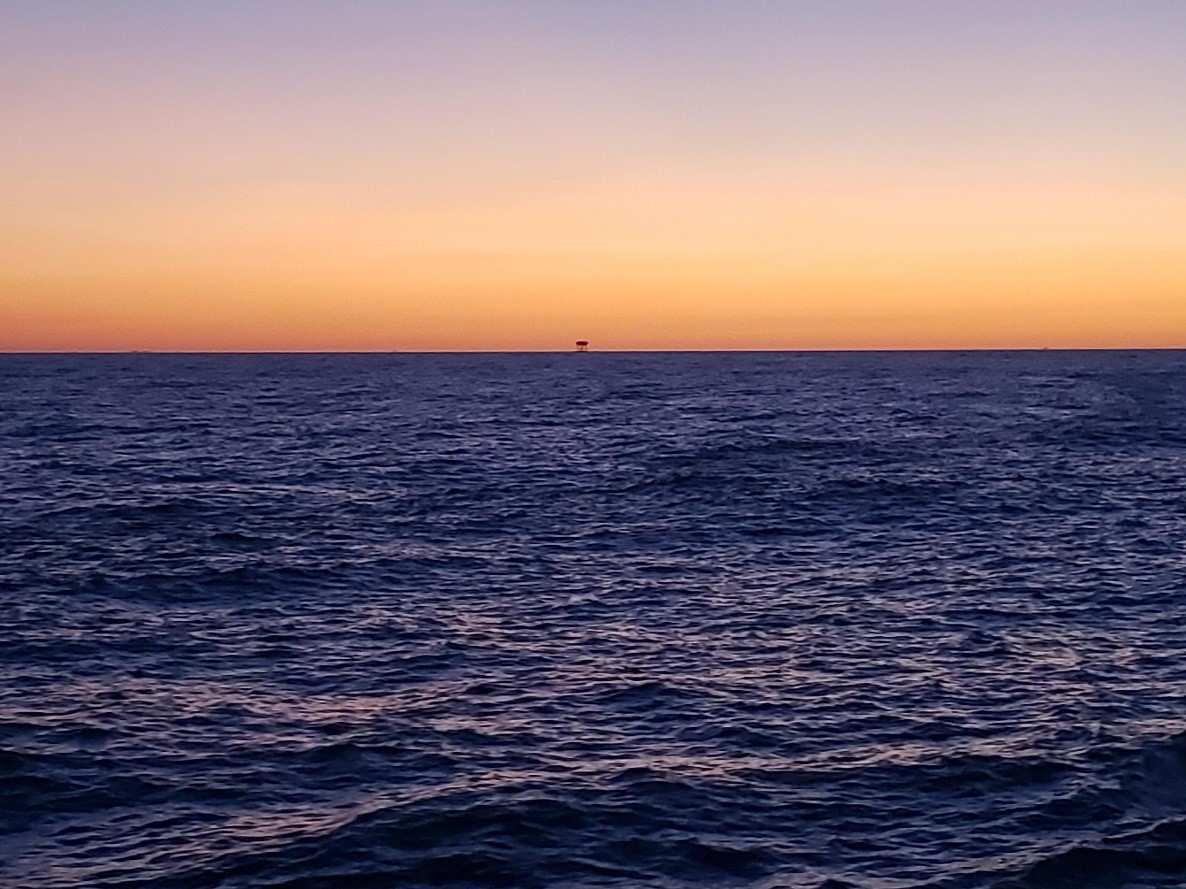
575, 341, 589, 352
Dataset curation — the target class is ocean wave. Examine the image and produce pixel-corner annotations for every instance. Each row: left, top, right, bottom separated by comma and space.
4, 352, 1186, 888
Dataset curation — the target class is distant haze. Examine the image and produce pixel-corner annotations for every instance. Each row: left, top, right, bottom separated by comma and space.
2, 1, 1183, 351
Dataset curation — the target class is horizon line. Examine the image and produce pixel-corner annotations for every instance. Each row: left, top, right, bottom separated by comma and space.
3, 347, 1185, 356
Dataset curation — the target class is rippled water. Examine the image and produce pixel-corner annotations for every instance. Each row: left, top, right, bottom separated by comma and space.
3, 351, 1186, 889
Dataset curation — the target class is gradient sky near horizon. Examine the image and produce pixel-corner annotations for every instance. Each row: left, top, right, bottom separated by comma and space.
2, 1, 1184, 351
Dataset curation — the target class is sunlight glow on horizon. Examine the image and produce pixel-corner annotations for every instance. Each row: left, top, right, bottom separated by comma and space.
2, 0, 1184, 351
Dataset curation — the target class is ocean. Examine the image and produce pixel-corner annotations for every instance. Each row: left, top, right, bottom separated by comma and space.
2, 350, 1185, 889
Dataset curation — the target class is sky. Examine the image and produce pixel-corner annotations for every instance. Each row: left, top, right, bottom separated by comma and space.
2, 0, 1184, 351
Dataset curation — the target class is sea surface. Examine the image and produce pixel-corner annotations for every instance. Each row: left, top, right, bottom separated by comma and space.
2, 351, 1186, 889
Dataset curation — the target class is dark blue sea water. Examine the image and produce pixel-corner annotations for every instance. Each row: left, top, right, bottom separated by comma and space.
2, 351, 1186, 889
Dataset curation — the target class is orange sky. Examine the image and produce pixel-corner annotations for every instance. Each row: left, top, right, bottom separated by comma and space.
2, 2, 1184, 351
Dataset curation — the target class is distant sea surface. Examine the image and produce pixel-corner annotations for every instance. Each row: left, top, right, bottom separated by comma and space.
4, 351, 1186, 889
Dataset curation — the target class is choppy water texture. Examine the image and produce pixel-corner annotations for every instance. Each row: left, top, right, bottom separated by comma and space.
3, 352, 1186, 889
